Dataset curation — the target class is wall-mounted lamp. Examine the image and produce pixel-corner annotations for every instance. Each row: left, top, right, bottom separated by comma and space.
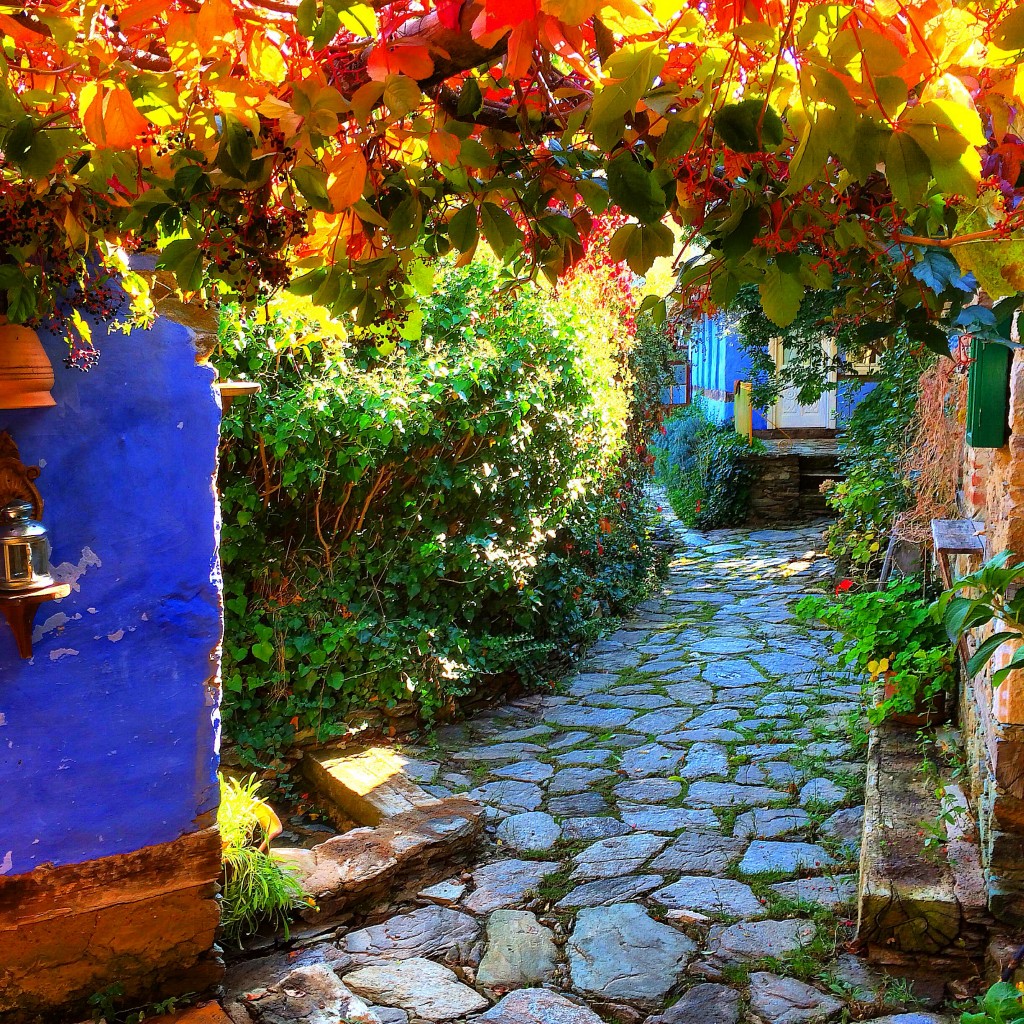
0, 432, 69, 658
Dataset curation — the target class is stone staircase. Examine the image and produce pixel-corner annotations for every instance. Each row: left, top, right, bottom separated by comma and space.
799, 452, 844, 516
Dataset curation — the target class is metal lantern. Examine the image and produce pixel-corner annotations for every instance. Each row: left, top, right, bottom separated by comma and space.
0, 500, 54, 591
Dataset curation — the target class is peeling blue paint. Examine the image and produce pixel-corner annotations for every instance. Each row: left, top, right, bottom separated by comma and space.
0, 315, 222, 874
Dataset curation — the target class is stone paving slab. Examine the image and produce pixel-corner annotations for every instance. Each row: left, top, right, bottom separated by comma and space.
227, 503, 883, 1023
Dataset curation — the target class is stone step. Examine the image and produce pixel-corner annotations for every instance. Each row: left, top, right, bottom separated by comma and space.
303, 745, 443, 826
857, 721, 991, 976
279, 745, 486, 925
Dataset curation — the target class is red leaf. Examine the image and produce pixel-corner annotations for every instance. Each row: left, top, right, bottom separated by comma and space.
484, 0, 537, 33
436, 0, 462, 30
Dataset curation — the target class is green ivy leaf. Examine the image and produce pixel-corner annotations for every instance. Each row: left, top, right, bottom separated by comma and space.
291, 166, 333, 212
479, 202, 522, 259
157, 237, 204, 292
607, 152, 668, 224
215, 114, 253, 180
3, 116, 57, 179
456, 78, 483, 118
448, 204, 479, 252
714, 98, 785, 153
759, 263, 805, 327
383, 74, 422, 118
251, 641, 275, 663
609, 221, 673, 275
885, 132, 931, 209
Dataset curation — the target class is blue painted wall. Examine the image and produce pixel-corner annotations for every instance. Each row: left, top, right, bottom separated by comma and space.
688, 314, 870, 428
0, 315, 222, 875
689, 317, 768, 428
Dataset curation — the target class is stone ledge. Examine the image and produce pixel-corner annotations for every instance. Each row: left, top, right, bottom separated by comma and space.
277, 747, 484, 927
0, 828, 223, 1024
857, 723, 991, 973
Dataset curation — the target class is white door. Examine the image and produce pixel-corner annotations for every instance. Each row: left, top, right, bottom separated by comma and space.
770, 341, 835, 429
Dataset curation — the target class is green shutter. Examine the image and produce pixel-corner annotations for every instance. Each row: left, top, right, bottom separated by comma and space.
966, 338, 1011, 450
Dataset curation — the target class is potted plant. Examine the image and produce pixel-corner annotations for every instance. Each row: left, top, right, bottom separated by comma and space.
218, 773, 309, 946
796, 576, 955, 727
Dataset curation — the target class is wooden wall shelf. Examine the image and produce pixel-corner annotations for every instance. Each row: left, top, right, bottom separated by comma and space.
0, 583, 72, 659
216, 380, 261, 412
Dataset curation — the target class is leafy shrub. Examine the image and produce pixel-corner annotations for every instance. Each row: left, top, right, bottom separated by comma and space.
796, 577, 954, 725
219, 774, 307, 945
961, 981, 1024, 1024
652, 402, 762, 529
823, 338, 931, 578
215, 259, 668, 765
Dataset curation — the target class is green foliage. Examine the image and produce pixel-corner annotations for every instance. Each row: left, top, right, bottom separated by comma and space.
219, 774, 308, 946
652, 402, 763, 529
88, 987, 192, 1024
215, 260, 667, 764
796, 577, 954, 726
936, 552, 1024, 686
822, 339, 932, 579
962, 981, 1024, 1024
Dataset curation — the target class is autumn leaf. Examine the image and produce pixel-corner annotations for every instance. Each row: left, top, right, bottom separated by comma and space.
81, 83, 149, 149
327, 149, 368, 210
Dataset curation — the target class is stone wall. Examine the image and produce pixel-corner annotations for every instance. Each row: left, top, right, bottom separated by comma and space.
960, 347, 1024, 924
743, 454, 802, 524
0, 312, 224, 1020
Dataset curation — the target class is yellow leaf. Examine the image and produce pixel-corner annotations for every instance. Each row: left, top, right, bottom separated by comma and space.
248, 33, 288, 86
599, 0, 657, 34
540, 0, 600, 25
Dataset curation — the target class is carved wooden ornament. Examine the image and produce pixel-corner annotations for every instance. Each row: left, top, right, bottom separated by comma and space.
0, 431, 43, 519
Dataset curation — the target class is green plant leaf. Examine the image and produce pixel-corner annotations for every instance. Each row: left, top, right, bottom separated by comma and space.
448, 204, 479, 252
758, 264, 804, 327
3, 116, 58, 179
885, 131, 931, 209
606, 152, 667, 224
291, 166, 333, 212
966, 631, 1021, 677
479, 201, 521, 258
714, 98, 785, 153
609, 221, 673, 275
157, 237, 204, 292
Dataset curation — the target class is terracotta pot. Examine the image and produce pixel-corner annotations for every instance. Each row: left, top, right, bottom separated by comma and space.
882, 675, 947, 727
0, 323, 55, 409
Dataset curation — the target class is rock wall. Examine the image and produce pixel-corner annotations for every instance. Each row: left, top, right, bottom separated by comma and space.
0, 313, 224, 1020
960, 347, 1024, 924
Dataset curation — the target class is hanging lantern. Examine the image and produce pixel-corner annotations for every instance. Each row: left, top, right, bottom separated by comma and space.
0, 501, 54, 591
0, 322, 56, 409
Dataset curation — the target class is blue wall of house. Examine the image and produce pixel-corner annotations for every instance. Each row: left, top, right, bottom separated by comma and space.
0, 316, 222, 876
689, 317, 768, 428
688, 315, 871, 428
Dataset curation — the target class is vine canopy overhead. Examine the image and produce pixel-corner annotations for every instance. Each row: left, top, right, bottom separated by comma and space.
1, 0, 1023, 350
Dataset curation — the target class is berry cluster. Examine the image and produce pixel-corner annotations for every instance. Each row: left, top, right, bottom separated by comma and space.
63, 346, 101, 372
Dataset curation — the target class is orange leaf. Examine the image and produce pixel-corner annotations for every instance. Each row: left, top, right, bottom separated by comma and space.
82, 84, 149, 149
328, 148, 368, 209
428, 130, 461, 164
504, 22, 536, 80
117, 0, 169, 30
366, 42, 434, 83
196, 0, 236, 51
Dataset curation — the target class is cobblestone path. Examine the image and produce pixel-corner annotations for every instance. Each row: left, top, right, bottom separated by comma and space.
228, 509, 938, 1024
